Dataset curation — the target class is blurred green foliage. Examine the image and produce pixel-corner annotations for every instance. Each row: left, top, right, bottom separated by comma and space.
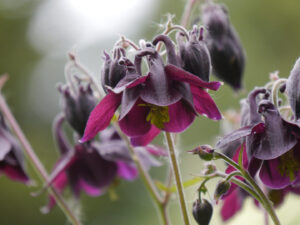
1, 0, 300, 225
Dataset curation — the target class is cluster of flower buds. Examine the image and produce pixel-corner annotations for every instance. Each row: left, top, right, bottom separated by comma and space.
81, 25, 223, 147
201, 2, 245, 90
0, 113, 29, 184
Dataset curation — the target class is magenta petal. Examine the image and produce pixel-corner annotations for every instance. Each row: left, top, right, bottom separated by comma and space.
117, 161, 138, 180
118, 101, 151, 136
165, 64, 221, 91
80, 179, 102, 196
259, 158, 293, 189
191, 86, 222, 120
131, 125, 161, 146
3, 165, 30, 183
81, 92, 121, 142
145, 145, 168, 157
221, 189, 243, 221
162, 100, 195, 133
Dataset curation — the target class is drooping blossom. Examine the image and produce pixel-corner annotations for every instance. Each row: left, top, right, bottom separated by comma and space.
217, 87, 300, 189
43, 114, 161, 213
81, 29, 222, 146
201, 2, 245, 90
0, 113, 29, 184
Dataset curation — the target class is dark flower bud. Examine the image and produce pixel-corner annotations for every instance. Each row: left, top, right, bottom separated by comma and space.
201, 2, 245, 90
101, 48, 127, 92
58, 82, 96, 136
214, 180, 230, 201
177, 26, 211, 81
203, 162, 217, 175
192, 199, 213, 225
190, 145, 214, 161
286, 57, 300, 120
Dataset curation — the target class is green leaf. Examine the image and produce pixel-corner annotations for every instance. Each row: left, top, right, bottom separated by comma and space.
155, 177, 204, 193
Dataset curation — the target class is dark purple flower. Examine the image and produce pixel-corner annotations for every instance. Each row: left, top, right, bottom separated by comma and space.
286, 57, 300, 120
220, 143, 300, 221
58, 81, 96, 136
81, 44, 222, 146
201, 2, 245, 90
0, 114, 29, 184
43, 114, 160, 212
192, 199, 213, 225
217, 88, 300, 189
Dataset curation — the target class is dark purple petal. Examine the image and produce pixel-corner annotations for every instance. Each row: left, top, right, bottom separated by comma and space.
119, 87, 141, 120
130, 125, 161, 147
216, 123, 264, 150
163, 100, 196, 133
2, 164, 30, 183
53, 114, 72, 154
221, 189, 243, 221
165, 64, 221, 91
259, 158, 293, 189
190, 85, 222, 120
117, 161, 138, 180
79, 179, 102, 196
113, 74, 148, 93
118, 100, 151, 136
80, 92, 121, 142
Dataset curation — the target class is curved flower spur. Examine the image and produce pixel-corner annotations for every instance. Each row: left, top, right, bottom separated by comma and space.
81, 26, 222, 146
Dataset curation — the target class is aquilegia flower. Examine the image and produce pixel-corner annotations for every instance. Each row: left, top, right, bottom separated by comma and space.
201, 2, 245, 90
217, 86, 300, 189
81, 29, 222, 146
0, 113, 29, 184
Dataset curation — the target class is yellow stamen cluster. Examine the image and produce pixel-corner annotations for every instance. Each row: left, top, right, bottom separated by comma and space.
139, 103, 170, 129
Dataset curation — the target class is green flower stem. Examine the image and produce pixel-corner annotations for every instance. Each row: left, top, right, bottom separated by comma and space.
113, 123, 170, 225
0, 93, 83, 225
181, 0, 197, 28
164, 132, 190, 225
214, 151, 281, 225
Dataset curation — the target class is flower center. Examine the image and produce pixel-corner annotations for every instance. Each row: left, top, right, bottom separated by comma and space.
139, 103, 170, 129
278, 149, 300, 182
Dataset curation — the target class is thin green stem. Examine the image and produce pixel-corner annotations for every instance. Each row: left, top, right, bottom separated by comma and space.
0, 94, 83, 225
164, 132, 190, 225
214, 151, 281, 225
181, 0, 197, 28
113, 123, 171, 225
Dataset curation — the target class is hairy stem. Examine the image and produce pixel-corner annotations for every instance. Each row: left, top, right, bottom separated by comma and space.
0, 94, 83, 225
164, 132, 190, 225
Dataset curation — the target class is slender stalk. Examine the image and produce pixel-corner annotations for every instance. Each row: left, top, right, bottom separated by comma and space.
181, 0, 197, 28
164, 132, 190, 225
113, 123, 171, 225
214, 151, 281, 225
0, 93, 83, 225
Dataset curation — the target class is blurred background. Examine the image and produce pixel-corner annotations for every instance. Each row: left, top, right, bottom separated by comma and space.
1, 0, 300, 224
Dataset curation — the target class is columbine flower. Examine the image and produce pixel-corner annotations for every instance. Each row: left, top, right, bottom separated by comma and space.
217, 87, 300, 189
220, 142, 300, 221
43, 114, 161, 213
0, 113, 29, 184
201, 2, 245, 90
81, 36, 222, 146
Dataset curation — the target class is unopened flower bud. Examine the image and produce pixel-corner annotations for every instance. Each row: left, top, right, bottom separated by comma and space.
190, 145, 214, 161
59, 82, 96, 136
214, 180, 230, 201
201, 2, 245, 90
286, 57, 300, 120
177, 26, 211, 81
203, 162, 217, 175
192, 199, 213, 225
101, 48, 127, 92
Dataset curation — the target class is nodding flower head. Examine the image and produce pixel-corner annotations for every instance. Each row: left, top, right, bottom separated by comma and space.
192, 199, 213, 225
0, 113, 30, 184
101, 48, 129, 92
287, 57, 300, 120
58, 81, 96, 137
176, 26, 211, 82
201, 2, 245, 90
